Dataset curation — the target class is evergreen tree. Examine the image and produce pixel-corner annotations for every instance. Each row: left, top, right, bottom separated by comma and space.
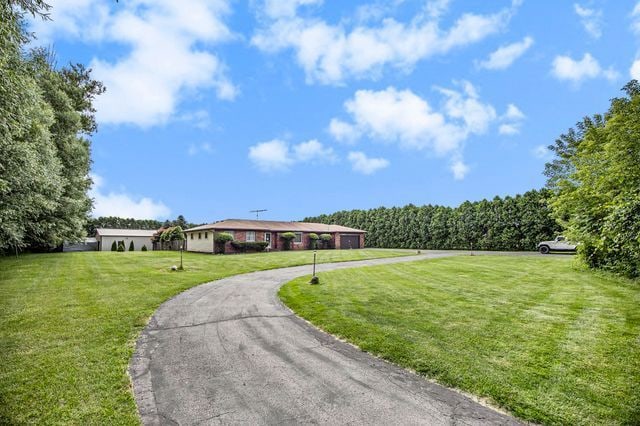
304, 189, 560, 252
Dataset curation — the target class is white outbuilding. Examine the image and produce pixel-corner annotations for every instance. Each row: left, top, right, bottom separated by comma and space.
95, 228, 156, 251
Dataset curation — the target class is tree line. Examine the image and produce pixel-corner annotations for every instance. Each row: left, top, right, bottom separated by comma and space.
1, 1, 103, 253
304, 189, 561, 251
85, 215, 199, 237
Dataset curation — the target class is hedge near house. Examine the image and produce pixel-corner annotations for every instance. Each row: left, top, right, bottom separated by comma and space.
111, 241, 117, 251
319, 234, 332, 249
280, 232, 296, 251
230, 241, 269, 253
308, 233, 319, 249
128, 241, 134, 251
214, 232, 233, 254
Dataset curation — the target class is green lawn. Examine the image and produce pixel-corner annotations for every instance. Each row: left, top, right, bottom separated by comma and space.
279, 256, 640, 425
0, 249, 412, 424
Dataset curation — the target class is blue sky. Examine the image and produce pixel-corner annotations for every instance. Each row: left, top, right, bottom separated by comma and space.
32, 0, 639, 223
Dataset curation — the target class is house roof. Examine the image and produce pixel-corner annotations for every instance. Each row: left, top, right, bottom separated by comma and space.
184, 219, 365, 234
95, 228, 157, 237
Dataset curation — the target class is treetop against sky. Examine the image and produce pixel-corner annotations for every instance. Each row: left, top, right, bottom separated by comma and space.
31, 0, 640, 223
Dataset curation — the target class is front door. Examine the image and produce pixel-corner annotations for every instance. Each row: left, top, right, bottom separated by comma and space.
265, 232, 271, 248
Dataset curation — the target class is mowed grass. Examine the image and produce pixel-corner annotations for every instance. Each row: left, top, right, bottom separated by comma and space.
279, 256, 640, 425
0, 249, 412, 424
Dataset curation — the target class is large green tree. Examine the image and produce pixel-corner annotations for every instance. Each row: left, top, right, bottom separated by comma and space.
0, 1, 60, 252
546, 81, 640, 277
0, 1, 103, 251
25, 49, 104, 248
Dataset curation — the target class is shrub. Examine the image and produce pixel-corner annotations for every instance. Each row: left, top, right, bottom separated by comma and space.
111, 241, 117, 251
117, 242, 125, 252
319, 233, 332, 249
128, 241, 134, 251
308, 232, 319, 249
280, 232, 296, 251
214, 232, 234, 254
141, 245, 148, 251
160, 226, 185, 242
231, 241, 269, 253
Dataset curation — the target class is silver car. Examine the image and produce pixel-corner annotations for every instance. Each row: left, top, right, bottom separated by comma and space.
537, 236, 577, 254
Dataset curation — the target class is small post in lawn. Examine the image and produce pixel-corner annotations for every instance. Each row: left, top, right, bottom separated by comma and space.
309, 250, 319, 284
179, 243, 184, 270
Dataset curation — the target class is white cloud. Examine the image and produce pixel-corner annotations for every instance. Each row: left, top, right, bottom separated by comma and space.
329, 118, 360, 144
450, 159, 469, 180
329, 83, 503, 179
477, 36, 533, 70
178, 110, 212, 129
498, 124, 519, 135
532, 145, 551, 159
498, 103, 525, 135
436, 81, 497, 135
248, 139, 336, 172
574, 4, 602, 38
248, 139, 293, 172
188, 142, 214, 156
347, 151, 389, 175
252, 1, 520, 84
292, 139, 337, 162
331, 84, 490, 151
630, 59, 640, 80
263, 0, 323, 19
89, 174, 170, 219
551, 53, 619, 84
33, 0, 237, 127
503, 104, 525, 120
425, 0, 451, 19
632, 2, 640, 35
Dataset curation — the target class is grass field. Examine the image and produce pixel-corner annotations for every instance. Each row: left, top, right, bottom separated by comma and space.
0, 249, 412, 424
279, 256, 640, 425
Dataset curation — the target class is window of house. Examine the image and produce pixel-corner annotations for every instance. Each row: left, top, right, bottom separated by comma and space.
294, 232, 302, 243
190, 233, 193, 240
246, 231, 255, 242
205, 232, 208, 239
198, 233, 202, 239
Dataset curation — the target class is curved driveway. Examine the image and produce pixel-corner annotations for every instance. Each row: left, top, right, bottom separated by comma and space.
130, 251, 523, 425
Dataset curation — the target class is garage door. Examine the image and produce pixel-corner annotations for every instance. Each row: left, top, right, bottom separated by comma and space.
340, 234, 360, 249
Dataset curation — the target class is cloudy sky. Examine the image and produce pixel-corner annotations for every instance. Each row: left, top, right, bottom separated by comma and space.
32, 0, 639, 223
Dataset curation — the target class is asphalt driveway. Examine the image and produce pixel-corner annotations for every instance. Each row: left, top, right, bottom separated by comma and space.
130, 251, 524, 425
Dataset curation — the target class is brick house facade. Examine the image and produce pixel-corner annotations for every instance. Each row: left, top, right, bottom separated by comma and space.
184, 219, 365, 254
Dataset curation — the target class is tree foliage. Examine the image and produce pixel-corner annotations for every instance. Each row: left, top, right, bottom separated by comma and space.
546, 81, 640, 277
304, 189, 560, 251
214, 232, 234, 254
85, 215, 198, 236
0, 1, 103, 252
160, 226, 185, 242
280, 232, 296, 251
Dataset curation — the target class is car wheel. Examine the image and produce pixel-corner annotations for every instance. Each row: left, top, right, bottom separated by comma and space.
539, 245, 550, 254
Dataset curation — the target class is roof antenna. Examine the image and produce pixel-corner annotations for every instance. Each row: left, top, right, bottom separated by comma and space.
249, 209, 268, 220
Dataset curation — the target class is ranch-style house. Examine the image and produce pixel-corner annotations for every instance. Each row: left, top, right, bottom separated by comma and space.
184, 219, 365, 253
